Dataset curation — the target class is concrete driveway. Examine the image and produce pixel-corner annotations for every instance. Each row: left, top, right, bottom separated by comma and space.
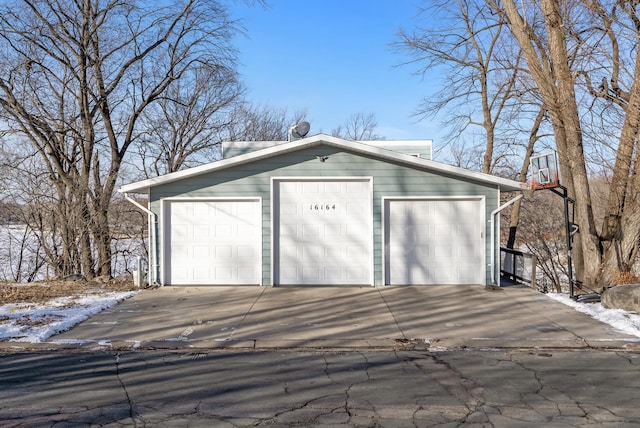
48, 285, 639, 351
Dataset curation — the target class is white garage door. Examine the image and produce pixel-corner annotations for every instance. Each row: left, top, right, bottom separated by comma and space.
275, 179, 372, 285
165, 199, 261, 285
384, 198, 484, 285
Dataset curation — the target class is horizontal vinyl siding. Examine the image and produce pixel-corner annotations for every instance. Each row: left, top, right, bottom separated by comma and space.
150, 146, 499, 286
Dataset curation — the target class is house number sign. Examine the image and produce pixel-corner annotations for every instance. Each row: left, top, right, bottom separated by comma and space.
309, 203, 337, 211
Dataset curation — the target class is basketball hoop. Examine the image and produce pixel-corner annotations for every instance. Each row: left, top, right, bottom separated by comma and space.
529, 151, 560, 190
527, 150, 579, 299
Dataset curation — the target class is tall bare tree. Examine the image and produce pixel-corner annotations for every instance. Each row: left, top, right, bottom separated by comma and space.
488, 0, 640, 287
397, 0, 553, 258
397, 0, 523, 174
0, 0, 241, 279
136, 63, 244, 177
400, 0, 640, 288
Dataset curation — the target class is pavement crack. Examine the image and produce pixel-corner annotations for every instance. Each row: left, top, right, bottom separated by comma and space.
225, 286, 266, 341
616, 351, 640, 366
425, 353, 488, 424
376, 287, 407, 340
113, 352, 137, 427
509, 352, 589, 422
360, 351, 372, 381
507, 352, 566, 419
344, 383, 354, 418
322, 354, 332, 382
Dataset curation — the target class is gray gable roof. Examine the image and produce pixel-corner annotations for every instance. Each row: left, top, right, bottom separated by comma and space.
119, 134, 528, 194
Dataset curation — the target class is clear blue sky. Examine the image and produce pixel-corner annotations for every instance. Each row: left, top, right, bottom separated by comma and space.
229, 0, 442, 141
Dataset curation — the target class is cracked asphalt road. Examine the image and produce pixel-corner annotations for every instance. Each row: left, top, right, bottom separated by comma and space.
2, 349, 640, 427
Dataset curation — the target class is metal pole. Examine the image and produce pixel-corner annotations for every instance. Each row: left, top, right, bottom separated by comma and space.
563, 188, 575, 299
552, 185, 575, 298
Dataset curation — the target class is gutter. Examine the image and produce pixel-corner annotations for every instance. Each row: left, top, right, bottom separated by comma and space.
490, 194, 524, 286
124, 193, 160, 286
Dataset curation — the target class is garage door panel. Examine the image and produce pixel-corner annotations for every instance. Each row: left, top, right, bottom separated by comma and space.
457, 264, 478, 283
193, 267, 212, 282
302, 181, 321, 193
214, 245, 233, 260
430, 265, 452, 283
302, 267, 322, 281
166, 200, 261, 285
238, 244, 257, 257
171, 245, 191, 263
212, 224, 232, 239
385, 198, 483, 285
211, 267, 231, 281
279, 266, 297, 281
237, 226, 257, 241
303, 245, 322, 259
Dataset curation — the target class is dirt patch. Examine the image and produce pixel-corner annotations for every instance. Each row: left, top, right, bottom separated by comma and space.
0, 280, 138, 305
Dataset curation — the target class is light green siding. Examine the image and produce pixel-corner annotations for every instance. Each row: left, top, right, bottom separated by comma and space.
150, 145, 499, 285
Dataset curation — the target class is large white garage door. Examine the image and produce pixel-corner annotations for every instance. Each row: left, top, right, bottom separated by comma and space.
275, 179, 372, 285
165, 199, 261, 285
384, 198, 484, 285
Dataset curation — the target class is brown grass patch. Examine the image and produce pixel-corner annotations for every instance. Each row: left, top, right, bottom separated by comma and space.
613, 270, 639, 285
0, 280, 138, 305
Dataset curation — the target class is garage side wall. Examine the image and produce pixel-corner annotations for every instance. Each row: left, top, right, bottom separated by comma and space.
149, 146, 499, 285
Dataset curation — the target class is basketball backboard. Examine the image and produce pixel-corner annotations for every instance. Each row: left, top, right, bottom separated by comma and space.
529, 151, 560, 189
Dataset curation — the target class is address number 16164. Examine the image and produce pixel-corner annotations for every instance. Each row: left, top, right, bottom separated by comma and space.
310, 204, 336, 211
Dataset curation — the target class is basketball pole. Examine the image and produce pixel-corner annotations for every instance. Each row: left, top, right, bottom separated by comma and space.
549, 185, 577, 299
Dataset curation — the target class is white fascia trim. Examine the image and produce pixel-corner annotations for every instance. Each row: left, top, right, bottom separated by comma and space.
119, 133, 528, 193
120, 135, 332, 193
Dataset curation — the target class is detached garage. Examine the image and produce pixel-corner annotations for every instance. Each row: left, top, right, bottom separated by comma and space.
119, 134, 526, 287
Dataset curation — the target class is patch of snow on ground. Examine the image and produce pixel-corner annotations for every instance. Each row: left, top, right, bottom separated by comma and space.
547, 292, 640, 338
0, 291, 137, 343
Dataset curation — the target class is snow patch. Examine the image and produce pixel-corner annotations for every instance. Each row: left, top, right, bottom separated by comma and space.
0, 291, 137, 343
546, 293, 640, 338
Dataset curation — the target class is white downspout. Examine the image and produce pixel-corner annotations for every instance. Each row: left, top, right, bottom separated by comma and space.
124, 193, 160, 286
490, 194, 524, 286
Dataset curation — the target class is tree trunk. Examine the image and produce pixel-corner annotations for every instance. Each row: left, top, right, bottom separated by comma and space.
595, 41, 640, 285
91, 201, 112, 278
498, 0, 602, 287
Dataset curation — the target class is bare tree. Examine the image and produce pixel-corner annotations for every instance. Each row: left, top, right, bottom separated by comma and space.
400, 0, 640, 288
488, 0, 640, 288
0, 0, 242, 279
0, 141, 54, 281
331, 112, 383, 140
396, 0, 522, 174
136, 63, 244, 178
520, 191, 569, 293
227, 103, 308, 141
397, 0, 555, 260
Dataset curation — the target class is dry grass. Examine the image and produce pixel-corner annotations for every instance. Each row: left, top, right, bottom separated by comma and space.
613, 270, 639, 285
0, 280, 138, 305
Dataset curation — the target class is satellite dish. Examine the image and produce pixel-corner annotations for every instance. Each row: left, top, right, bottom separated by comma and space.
288, 121, 311, 140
